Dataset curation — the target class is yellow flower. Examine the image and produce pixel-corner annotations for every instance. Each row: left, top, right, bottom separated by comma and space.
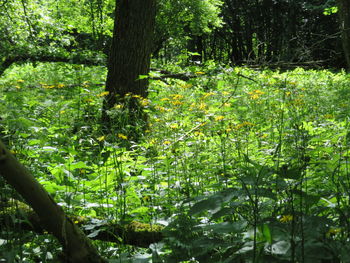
43, 85, 55, 89
161, 98, 170, 101
60, 110, 65, 114
97, 91, 109, 97
117, 133, 128, 140
171, 94, 184, 100
17, 79, 24, 83
163, 140, 171, 145
195, 71, 205, 75
97, 136, 105, 142
155, 106, 166, 112
170, 123, 179, 129
248, 89, 265, 100
181, 83, 193, 89
140, 98, 149, 106
203, 92, 215, 99
114, 104, 123, 109
280, 215, 293, 223
194, 131, 204, 136
57, 84, 65, 88
171, 100, 183, 106
198, 102, 207, 110
215, 115, 225, 121
235, 121, 254, 130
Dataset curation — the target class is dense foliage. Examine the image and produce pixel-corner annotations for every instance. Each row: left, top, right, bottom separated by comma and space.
0, 0, 345, 71
1, 61, 350, 262
1, 0, 350, 262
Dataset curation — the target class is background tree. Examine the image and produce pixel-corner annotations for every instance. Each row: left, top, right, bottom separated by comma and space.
337, 0, 350, 71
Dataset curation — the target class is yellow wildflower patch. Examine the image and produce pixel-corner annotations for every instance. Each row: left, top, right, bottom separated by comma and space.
171, 100, 183, 106
198, 102, 207, 110
84, 98, 94, 103
171, 94, 184, 100
97, 91, 109, 97
97, 136, 105, 142
280, 215, 293, 223
170, 123, 179, 129
248, 89, 265, 99
117, 133, 128, 140
214, 115, 225, 121
140, 99, 149, 106
235, 121, 254, 129
203, 92, 215, 99
155, 106, 167, 112
194, 131, 204, 136
181, 83, 193, 89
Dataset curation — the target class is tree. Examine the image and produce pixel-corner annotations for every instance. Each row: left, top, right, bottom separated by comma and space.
337, 0, 350, 71
0, 140, 106, 263
101, 0, 156, 137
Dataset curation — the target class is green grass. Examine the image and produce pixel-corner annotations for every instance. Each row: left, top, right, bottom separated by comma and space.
1, 62, 350, 262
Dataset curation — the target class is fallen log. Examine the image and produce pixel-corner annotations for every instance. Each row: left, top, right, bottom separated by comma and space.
0, 140, 106, 263
0, 199, 164, 248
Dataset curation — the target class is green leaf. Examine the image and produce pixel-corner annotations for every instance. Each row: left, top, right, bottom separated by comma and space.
203, 221, 247, 234
271, 240, 290, 255
70, 161, 88, 170
189, 196, 222, 215
262, 224, 272, 244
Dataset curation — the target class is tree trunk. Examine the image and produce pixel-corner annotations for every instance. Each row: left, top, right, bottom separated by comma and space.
337, 0, 350, 71
0, 140, 106, 263
101, 0, 156, 136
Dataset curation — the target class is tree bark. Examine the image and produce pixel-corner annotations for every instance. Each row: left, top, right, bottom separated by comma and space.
337, 0, 350, 71
0, 140, 106, 263
101, 0, 156, 135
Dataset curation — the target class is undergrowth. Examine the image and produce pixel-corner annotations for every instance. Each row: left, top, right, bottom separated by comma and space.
1, 62, 350, 262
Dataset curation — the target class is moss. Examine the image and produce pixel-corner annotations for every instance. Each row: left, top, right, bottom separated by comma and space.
127, 221, 164, 232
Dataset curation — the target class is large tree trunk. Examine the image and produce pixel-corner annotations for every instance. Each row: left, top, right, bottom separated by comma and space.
0, 140, 106, 263
337, 0, 350, 71
101, 0, 156, 136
